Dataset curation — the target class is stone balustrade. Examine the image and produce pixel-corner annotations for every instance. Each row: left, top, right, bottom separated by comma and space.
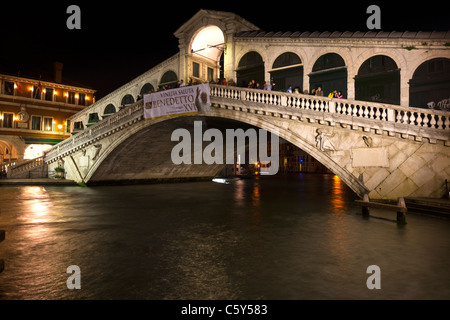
210, 85, 450, 144
45, 84, 450, 164
9, 157, 44, 174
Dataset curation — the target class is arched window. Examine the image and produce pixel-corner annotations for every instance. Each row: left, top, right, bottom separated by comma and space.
310, 53, 347, 98
271, 52, 303, 92
140, 83, 155, 95
273, 52, 302, 69
160, 71, 178, 89
312, 53, 345, 72
191, 25, 225, 62
121, 94, 135, 106
103, 104, 116, 117
355, 55, 400, 105
409, 58, 450, 109
236, 51, 265, 88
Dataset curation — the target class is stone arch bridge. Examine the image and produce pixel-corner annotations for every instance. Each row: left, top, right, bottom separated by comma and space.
7, 9, 450, 200
36, 84, 450, 200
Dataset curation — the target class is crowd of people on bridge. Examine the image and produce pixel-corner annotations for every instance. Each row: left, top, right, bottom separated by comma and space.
138, 76, 345, 101
242, 79, 345, 99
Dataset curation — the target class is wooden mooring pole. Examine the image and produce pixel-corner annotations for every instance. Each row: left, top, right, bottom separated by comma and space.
355, 194, 407, 224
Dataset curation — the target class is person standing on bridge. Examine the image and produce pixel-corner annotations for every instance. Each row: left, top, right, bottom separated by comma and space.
316, 86, 324, 96
263, 81, 272, 91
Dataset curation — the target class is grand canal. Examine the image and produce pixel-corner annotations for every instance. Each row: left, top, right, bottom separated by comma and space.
0, 174, 449, 300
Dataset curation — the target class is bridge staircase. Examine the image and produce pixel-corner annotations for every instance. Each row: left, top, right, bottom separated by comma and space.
5, 157, 48, 179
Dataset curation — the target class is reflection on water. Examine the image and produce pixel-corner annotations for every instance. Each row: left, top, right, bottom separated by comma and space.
0, 174, 449, 300
329, 175, 347, 214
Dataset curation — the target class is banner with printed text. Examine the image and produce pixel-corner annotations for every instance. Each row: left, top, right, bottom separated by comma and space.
144, 84, 211, 120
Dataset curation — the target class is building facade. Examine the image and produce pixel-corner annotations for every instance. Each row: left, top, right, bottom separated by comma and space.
280, 141, 332, 174
0, 64, 96, 170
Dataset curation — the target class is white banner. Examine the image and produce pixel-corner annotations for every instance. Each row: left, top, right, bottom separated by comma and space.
144, 84, 210, 120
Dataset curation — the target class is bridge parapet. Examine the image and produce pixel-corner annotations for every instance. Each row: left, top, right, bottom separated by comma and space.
211, 85, 450, 145
45, 100, 145, 163
42, 84, 449, 199
46, 84, 450, 164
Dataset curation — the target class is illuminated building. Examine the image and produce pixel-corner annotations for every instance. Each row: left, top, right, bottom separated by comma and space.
0, 62, 96, 169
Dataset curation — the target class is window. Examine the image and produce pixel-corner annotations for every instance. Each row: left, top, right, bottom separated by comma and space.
88, 113, 99, 124
33, 85, 43, 99
193, 62, 200, 78
68, 92, 76, 104
208, 67, 214, 82
104, 104, 116, 116
43, 117, 53, 131
121, 95, 134, 106
74, 121, 84, 131
78, 93, 86, 106
31, 116, 42, 130
2, 113, 14, 128
4, 81, 14, 95
45, 88, 54, 101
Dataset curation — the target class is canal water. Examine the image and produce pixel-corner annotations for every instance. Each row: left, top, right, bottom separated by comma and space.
0, 174, 449, 300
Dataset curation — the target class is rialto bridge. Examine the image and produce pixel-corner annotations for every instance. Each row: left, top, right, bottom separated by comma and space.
9, 9, 450, 200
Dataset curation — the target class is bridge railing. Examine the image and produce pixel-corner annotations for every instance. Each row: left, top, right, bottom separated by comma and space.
44, 84, 449, 163
210, 84, 450, 132
6, 156, 46, 179
45, 100, 145, 162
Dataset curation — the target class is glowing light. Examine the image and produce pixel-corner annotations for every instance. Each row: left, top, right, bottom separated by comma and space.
212, 178, 230, 185
191, 25, 225, 61
57, 124, 63, 130
24, 144, 53, 160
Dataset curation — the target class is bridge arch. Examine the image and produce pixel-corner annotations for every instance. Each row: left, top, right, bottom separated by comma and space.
81, 113, 367, 197
190, 25, 225, 63
200, 113, 368, 197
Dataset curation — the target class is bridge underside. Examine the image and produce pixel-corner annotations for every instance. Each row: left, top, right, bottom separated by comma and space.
87, 117, 256, 185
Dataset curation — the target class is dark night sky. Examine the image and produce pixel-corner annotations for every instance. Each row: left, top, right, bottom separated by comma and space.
1, 1, 449, 99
